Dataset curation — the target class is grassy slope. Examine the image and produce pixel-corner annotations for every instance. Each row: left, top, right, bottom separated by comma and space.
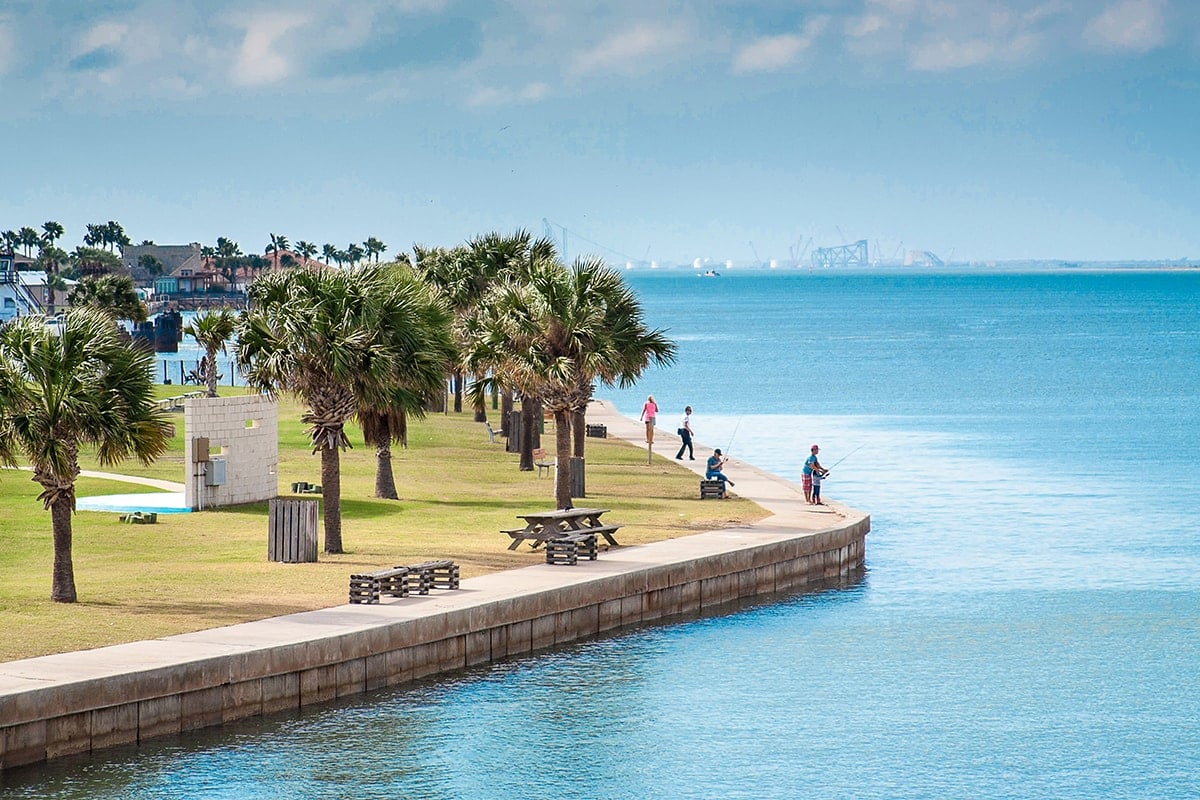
0, 387, 767, 662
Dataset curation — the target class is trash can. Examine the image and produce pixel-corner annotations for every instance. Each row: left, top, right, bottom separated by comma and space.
268, 498, 318, 562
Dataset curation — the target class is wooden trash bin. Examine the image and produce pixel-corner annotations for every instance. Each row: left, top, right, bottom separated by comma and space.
268, 498, 319, 563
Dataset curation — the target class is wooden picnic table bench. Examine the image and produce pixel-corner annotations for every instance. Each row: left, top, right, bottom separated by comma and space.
503, 507, 621, 551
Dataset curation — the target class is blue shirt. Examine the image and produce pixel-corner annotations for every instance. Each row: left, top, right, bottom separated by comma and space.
803, 453, 818, 476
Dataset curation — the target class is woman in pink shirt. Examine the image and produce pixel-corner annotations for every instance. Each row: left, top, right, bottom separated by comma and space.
640, 395, 658, 443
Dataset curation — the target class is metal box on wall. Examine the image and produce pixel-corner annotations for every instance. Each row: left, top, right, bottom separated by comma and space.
204, 457, 226, 486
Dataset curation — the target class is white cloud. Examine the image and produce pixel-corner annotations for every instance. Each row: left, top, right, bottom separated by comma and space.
1083, 0, 1166, 52
910, 38, 996, 70
80, 21, 128, 51
733, 18, 827, 74
847, 14, 889, 39
229, 10, 311, 86
572, 21, 692, 76
468, 81, 550, 107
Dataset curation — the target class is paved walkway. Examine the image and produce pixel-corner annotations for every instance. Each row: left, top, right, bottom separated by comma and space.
586, 399, 849, 533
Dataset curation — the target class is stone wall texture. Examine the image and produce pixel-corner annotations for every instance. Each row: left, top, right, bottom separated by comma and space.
0, 516, 868, 770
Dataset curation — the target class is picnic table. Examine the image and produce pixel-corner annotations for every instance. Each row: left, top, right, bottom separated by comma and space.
501, 507, 621, 551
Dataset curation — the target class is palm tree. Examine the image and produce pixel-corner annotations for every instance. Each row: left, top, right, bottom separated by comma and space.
266, 233, 289, 270
346, 243, 365, 267
235, 264, 453, 553
364, 237, 387, 263
83, 223, 105, 248
40, 221, 65, 249
18, 227, 40, 256
354, 268, 454, 499
103, 221, 130, 253
295, 240, 318, 263
68, 274, 148, 323
321, 243, 337, 266
0, 308, 172, 602
35, 246, 69, 315
466, 256, 675, 508
184, 309, 237, 397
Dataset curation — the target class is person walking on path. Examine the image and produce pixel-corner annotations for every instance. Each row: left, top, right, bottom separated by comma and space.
675, 406, 694, 460
803, 444, 827, 503
640, 395, 658, 443
706, 448, 735, 489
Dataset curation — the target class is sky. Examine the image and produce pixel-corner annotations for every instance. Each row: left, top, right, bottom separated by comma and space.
1, 0, 1198, 265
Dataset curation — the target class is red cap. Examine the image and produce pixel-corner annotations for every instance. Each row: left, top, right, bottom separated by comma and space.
811, 444, 819, 451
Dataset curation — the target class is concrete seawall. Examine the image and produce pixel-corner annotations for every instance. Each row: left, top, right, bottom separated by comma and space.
0, 401, 869, 770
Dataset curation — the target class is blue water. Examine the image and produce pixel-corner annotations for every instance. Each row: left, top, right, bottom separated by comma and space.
5, 268, 1200, 798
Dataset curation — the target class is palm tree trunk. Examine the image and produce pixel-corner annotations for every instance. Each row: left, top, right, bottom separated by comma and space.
519, 402, 536, 471
321, 445, 343, 553
500, 390, 514, 435
554, 409, 572, 508
50, 497, 77, 603
205, 352, 218, 398
374, 438, 398, 499
572, 408, 586, 458
472, 372, 487, 422
453, 371, 463, 413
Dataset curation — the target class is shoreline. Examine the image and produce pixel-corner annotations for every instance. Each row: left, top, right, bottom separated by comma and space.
0, 405, 869, 771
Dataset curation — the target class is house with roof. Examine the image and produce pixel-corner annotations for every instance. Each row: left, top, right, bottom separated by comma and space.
0, 252, 73, 322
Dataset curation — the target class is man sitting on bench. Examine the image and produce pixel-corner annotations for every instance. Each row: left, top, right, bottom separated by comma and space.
705, 448, 735, 489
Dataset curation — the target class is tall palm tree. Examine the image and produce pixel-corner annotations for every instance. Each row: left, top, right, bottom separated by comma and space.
235, 264, 453, 553
35, 246, 69, 315
466, 257, 675, 508
321, 243, 337, 266
346, 243, 365, 267
104, 221, 129, 253
184, 309, 237, 397
40, 221, 65, 248
266, 233, 289, 270
364, 237, 387, 263
295, 240, 318, 263
0, 308, 172, 602
18, 226, 40, 256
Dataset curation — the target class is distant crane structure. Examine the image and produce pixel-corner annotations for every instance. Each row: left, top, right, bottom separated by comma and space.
748, 241, 762, 268
811, 239, 869, 269
542, 218, 567, 263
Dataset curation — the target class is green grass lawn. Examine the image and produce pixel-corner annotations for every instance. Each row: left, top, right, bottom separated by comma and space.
0, 387, 767, 662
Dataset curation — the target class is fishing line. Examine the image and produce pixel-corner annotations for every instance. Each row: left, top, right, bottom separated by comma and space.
825, 443, 866, 472
725, 415, 744, 456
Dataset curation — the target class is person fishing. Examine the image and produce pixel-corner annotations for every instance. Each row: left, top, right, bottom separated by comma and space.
802, 444, 827, 504
706, 448, 735, 490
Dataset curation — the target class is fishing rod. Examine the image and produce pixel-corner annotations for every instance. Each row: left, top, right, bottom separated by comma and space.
724, 415, 744, 457
824, 443, 866, 472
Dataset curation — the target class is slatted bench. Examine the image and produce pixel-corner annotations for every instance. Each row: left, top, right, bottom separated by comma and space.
404, 559, 460, 592
585, 423, 607, 438
348, 567, 410, 604
544, 532, 598, 566
700, 479, 726, 499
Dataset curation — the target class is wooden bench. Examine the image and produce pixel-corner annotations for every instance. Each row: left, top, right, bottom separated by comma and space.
700, 479, 726, 499
532, 447, 555, 478
118, 511, 158, 524
348, 560, 460, 603
545, 532, 598, 565
585, 423, 607, 438
403, 559, 460, 592
291, 481, 322, 494
348, 567, 410, 604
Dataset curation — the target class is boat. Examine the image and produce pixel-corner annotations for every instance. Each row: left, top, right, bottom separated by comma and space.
698, 269, 721, 278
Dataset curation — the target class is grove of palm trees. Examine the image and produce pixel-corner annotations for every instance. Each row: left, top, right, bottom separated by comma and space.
1, 224, 685, 610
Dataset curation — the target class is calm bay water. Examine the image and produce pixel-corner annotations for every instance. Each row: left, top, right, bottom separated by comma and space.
5, 268, 1199, 798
